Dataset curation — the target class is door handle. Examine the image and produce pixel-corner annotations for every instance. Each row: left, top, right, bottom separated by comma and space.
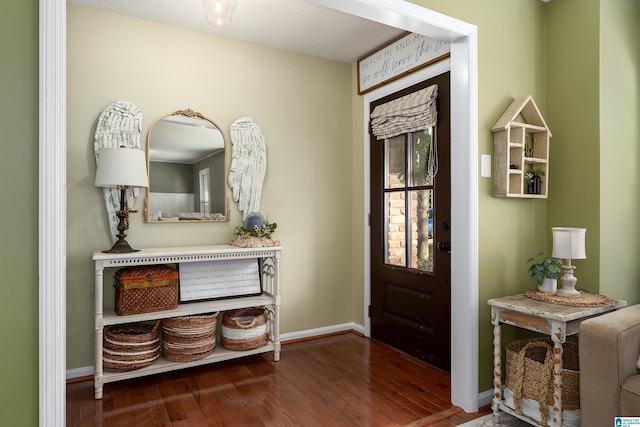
436, 241, 451, 252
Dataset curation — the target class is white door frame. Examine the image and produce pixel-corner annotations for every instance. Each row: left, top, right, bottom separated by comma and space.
40, 0, 478, 423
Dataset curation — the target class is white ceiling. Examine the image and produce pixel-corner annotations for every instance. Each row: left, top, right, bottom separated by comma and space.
68, 0, 407, 63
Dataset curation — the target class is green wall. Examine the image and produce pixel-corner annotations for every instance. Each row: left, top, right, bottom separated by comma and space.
0, 1, 39, 425
598, 0, 640, 302
546, 0, 601, 294
149, 162, 195, 193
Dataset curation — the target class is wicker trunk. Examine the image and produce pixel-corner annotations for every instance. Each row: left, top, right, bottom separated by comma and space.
114, 265, 179, 315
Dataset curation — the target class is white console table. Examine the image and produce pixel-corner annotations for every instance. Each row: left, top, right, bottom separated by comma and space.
92, 244, 282, 399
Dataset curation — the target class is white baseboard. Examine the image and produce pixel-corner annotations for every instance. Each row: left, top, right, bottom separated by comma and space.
478, 388, 494, 407
66, 322, 365, 380
280, 322, 365, 342
67, 366, 94, 380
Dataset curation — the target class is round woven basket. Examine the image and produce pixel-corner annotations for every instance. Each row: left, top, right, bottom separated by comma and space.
162, 312, 218, 363
103, 321, 160, 372
221, 308, 269, 351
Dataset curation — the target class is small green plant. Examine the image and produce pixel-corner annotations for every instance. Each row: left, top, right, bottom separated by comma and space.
525, 167, 545, 181
527, 253, 561, 286
233, 220, 277, 238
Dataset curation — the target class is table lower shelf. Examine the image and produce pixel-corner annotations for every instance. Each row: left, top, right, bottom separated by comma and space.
498, 402, 545, 427
100, 341, 278, 386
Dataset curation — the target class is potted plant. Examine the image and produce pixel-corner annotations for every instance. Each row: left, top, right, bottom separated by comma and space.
230, 213, 280, 248
525, 167, 544, 194
527, 253, 561, 293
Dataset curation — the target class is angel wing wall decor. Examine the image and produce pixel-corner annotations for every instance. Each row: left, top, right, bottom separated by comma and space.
228, 117, 266, 221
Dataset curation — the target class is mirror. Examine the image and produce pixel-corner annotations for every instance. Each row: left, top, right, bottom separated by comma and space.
144, 109, 228, 222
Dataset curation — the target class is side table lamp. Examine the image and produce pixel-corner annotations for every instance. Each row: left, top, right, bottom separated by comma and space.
551, 227, 586, 298
95, 146, 148, 253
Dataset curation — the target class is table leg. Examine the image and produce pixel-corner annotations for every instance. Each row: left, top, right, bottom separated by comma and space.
551, 325, 565, 427
491, 306, 502, 425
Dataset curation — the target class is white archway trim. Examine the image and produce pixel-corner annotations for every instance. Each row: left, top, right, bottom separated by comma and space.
39, 0, 66, 425
310, 0, 479, 413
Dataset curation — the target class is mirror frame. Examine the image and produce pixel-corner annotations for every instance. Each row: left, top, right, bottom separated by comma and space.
144, 108, 229, 223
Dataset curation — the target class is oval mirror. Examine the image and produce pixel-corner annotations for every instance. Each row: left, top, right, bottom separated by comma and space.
144, 109, 228, 222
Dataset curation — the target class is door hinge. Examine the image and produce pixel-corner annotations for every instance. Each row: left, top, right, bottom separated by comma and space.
368, 305, 371, 317
368, 213, 371, 226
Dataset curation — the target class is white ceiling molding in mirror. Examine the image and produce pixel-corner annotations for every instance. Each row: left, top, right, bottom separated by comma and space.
41, 0, 478, 423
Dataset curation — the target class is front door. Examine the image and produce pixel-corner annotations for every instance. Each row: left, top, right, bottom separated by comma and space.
370, 72, 451, 371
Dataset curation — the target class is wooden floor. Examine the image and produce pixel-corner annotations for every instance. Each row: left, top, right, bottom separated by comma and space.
67, 332, 489, 426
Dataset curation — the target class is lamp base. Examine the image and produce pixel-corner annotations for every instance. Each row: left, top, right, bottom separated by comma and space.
102, 236, 140, 253
103, 201, 139, 253
556, 263, 581, 298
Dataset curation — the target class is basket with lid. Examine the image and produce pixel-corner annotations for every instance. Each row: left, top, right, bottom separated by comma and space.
113, 264, 179, 315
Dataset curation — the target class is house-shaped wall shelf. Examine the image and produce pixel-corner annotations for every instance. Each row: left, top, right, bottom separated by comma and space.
491, 95, 551, 198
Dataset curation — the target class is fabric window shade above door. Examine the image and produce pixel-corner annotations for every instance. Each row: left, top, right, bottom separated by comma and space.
370, 84, 438, 140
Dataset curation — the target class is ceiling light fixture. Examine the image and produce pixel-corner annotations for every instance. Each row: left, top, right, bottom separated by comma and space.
202, 0, 237, 26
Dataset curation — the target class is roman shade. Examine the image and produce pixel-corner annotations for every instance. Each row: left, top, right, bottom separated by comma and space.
370, 84, 438, 140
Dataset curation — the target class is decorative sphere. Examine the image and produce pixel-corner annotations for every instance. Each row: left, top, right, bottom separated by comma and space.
244, 212, 265, 229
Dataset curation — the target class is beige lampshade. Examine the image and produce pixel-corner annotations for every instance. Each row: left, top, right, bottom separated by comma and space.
95, 147, 148, 188
551, 227, 586, 260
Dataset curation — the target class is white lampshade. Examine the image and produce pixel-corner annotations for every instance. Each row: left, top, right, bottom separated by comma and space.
202, 0, 237, 26
551, 227, 586, 260
95, 147, 148, 188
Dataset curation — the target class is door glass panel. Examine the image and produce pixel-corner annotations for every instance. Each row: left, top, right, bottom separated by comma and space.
385, 135, 405, 189
384, 191, 405, 267
408, 189, 434, 272
409, 129, 434, 186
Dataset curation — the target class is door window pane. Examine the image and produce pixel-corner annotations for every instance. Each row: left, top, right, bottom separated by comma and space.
384, 191, 405, 267
408, 189, 434, 272
385, 135, 405, 189
409, 129, 434, 187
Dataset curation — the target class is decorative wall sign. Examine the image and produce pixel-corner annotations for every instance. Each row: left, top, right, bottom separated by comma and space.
179, 258, 261, 301
357, 32, 450, 95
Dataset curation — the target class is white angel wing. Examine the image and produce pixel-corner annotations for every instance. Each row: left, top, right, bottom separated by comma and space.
228, 117, 266, 221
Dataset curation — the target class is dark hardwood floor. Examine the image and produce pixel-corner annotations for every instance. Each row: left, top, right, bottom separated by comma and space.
67, 332, 489, 426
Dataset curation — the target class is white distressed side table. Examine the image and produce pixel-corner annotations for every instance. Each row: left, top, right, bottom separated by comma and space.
488, 294, 626, 427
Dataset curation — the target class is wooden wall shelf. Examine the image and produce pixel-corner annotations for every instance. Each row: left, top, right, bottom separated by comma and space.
492, 96, 551, 198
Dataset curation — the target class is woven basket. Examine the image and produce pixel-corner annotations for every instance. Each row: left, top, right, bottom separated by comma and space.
162, 313, 218, 363
505, 338, 580, 426
103, 321, 160, 372
114, 265, 178, 315
221, 308, 269, 351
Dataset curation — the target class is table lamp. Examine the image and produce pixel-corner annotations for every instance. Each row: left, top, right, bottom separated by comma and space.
95, 146, 148, 253
551, 227, 586, 298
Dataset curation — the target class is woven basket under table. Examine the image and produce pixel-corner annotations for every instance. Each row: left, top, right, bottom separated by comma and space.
221, 308, 269, 351
161, 313, 219, 363
103, 321, 160, 372
505, 338, 579, 426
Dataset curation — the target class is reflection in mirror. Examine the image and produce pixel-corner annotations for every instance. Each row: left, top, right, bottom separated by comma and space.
144, 109, 228, 222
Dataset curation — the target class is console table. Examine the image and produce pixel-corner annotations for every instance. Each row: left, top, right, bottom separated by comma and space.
488, 294, 626, 426
93, 244, 282, 399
